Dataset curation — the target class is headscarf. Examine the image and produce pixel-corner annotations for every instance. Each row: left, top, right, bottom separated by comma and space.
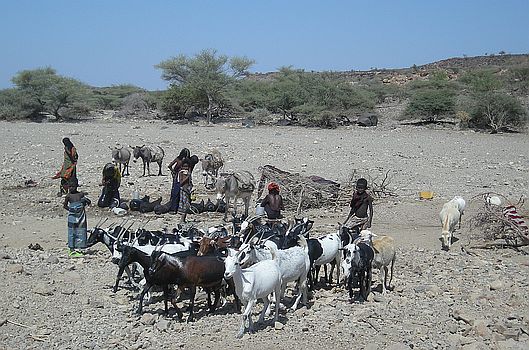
62, 137, 74, 152
178, 148, 190, 160
268, 182, 280, 193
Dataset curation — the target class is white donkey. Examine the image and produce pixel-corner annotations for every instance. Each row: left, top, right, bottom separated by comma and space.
216, 171, 255, 220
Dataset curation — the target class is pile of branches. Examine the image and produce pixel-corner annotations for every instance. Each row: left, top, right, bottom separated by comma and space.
335, 168, 398, 207
468, 193, 529, 248
257, 165, 340, 213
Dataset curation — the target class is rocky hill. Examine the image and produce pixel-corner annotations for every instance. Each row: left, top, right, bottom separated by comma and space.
250, 53, 529, 87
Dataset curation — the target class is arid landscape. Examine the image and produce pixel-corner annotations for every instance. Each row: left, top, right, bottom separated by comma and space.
1, 117, 529, 350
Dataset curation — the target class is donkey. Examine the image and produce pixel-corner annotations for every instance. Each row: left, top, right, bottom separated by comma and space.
110, 146, 131, 176
201, 150, 224, 189
131, 145, 165, 177
216, 171, 255, 221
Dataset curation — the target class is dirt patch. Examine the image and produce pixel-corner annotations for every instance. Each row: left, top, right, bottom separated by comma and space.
1, 120, 528, 349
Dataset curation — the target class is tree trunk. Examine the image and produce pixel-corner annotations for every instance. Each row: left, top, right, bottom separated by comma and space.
206, 94, 213, 124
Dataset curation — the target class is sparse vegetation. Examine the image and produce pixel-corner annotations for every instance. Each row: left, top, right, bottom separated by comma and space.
1, 53, 527, 130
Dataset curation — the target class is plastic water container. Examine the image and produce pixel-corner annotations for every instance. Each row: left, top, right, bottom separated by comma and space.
132, 190, 140, 200
256, 205, 265, 216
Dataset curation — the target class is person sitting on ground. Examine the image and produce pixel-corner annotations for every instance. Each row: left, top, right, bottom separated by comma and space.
98, 163, 121, 208
261, 182, 284, 220
167, 148, 190, 213
344, 178, 373, 232
52, 137, 78, 196
63, 178, 91, 257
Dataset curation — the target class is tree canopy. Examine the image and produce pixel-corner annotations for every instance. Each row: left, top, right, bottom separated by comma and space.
156, 49, 254, 123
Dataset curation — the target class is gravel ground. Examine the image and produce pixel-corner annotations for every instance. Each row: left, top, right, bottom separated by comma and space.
1, 119, 528, 350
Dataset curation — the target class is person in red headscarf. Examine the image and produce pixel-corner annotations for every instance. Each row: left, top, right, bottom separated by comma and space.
261, 182, 284, 219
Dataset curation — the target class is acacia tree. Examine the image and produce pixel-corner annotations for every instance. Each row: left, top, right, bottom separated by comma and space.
11, 67, 90, 119
156, 49, 254, 123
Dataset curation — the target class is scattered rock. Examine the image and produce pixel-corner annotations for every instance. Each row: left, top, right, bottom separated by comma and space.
140, 314, 157, 326
28, 243, 44, 251
6, 264, 24, 274
88, 299, 104, 309
46, 255, 59, 264
386, 342, 411, 350
33, 283, 54, 296
373, 293, 386, 302
155, 319, 169, 332
0, 252, 11, 259
490, 280, 504, 291
274, 321, 284, 330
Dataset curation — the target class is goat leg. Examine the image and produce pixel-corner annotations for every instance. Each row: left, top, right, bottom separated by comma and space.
113, 263, 128, 293
211, 288, 221, 313
187, 286, 196, 323
136, 283, 152, 314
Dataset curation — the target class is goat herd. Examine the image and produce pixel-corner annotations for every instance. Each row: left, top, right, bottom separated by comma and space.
84, 179, 471, 339
85, 213, 403, 339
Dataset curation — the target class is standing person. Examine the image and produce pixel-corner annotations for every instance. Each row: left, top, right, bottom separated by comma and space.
261, 182, 284, 219
52, 137, 78, 196
167, 148, 190, 213
344, 178, 374, 231
98, 163, 121, 208
63, 178, 91, 257
177, 159, 192, 223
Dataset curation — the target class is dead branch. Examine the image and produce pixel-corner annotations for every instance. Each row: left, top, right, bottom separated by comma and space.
468, 193, 529, 248
6, 319, 31, 328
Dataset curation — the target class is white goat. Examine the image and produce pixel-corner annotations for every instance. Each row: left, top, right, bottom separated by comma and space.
356, 230, 396, 294
451, 196, 466, 228
313, 230, 342, 285
439, 201, 461, 250
238, 236, 310, 311
224, 247, 282, 339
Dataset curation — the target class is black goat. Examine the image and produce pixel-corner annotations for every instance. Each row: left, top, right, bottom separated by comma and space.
342, 242, 374, 301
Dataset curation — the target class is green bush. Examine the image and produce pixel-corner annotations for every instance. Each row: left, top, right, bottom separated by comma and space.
403, 88, 456, 120
463, 92, 527, 131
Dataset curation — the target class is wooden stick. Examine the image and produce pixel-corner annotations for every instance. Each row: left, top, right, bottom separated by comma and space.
7, 319, 30, 328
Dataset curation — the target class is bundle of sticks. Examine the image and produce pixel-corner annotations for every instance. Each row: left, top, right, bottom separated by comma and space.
256, 165, 341, 213
468, 193, 529, 248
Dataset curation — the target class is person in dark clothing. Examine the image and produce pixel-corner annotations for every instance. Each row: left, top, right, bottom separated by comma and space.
344, 178, 373, 230
98, 163, 121, 208
52, 137, 78, 196
168, 148, 190, 213
261, 182, 284, 219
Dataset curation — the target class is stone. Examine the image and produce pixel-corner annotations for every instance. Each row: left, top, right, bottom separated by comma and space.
6, 264, 24, 274
461, 342, 488, 350
497, 339, 527, 350
140, 314, 157, 326
452, 309, 475, 325
89, 299, 104, 309
490, 280, 504, 291
155, 319, 169, 332
46, 255, 59, 264
386, 342, 411, 350
0, 252, 11, 259
373, 293, 386, 303
33, 284, 54, 296
473, 319, 492, 339
274, 321, 284, 330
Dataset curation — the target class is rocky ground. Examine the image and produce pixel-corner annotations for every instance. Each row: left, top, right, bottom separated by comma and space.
1, 119, 528, 350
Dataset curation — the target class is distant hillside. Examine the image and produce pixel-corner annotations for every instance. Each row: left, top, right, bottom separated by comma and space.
249, 53, 529, 87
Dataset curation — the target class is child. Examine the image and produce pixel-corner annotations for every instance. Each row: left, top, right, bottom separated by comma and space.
261, 182, 284, 219
63, 178, 91, 257
344, 178, 373, 231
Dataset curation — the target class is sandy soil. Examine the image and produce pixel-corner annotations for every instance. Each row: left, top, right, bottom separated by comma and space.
0, 119, 528, 350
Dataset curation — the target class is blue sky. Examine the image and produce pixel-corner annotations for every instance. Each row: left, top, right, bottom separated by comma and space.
1, 0, 528, 91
